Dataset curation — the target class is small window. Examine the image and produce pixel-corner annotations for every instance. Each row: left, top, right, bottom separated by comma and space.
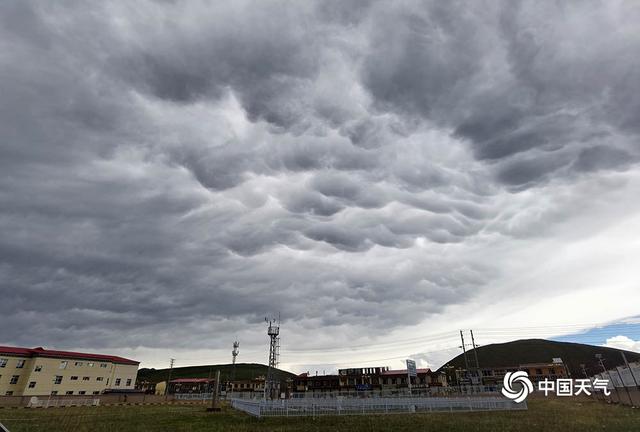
115, 378, 121, 386
126, 379, 132, 386
87, 362, 94, 367
75, 362, 83, 367
16, 360, 25, 369
10, 375, 19, 384
78, 391, 86, 395
28, 381, 36, 388
65, 391, 74, 395
59, 361, 68, 370
51, 391, 58, 396
0, 359, 7, 368
92, 391, 100, 395
100, 363, 108, 368
83, 376, 90, 381
96, 377, 103, 381
70, 376, 78, 381
54, 375, 63, 384
34, 365, 43, 372
5, 391, 13, 396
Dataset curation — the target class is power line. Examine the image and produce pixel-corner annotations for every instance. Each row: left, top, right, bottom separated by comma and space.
286, 346, 461, 367
147, 320, 638, 371
282, 331, 460, 353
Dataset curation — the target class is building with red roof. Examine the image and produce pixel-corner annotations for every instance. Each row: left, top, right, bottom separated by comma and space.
0, 345, 139, 397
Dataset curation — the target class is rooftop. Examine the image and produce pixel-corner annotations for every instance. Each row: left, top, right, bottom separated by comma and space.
0, 345, 139, 365
381, 368, 432, 376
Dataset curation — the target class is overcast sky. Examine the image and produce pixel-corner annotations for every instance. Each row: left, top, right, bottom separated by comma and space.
1, 1, 640, 372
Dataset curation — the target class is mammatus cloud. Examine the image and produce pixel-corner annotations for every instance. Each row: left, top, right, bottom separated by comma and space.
1, 0, 640, 369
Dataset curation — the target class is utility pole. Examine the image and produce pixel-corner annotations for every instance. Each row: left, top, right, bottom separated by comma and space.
459, 331, 470, 388
208, 370, 221, 412
205, 367, 213, 405
470, 330, 482, 387
165, 358, 175, 400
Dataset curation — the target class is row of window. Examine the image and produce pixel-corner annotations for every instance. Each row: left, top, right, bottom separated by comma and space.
340, 377, 429, 386
0, 358, 111, 370
49, 390, 101, 396
0, 359, 25, 368
234, 383, 264, 389
339, 367, 388, 376
477, 368, 559, 377
60, 361, 109, 369
2, 375, 131, 387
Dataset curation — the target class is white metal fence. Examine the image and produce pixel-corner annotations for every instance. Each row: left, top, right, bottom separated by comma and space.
230, 399, 263, 416
230, 396, 527, 418
225, 391, 264, 400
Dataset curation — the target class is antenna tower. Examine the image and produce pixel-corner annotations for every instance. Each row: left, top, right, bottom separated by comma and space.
264, 315, 280, 400
231, 340, 240, 383
232, 341, 240, 365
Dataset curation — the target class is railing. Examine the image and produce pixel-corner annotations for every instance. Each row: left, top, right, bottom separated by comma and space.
226, 391, 264, 400
27, 398, 100, 408
230, 399, 262, 417
230, 396, 527, 418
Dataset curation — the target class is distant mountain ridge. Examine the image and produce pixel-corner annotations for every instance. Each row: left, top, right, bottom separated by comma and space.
438, 339, 640, 377
137, 362, 296, 384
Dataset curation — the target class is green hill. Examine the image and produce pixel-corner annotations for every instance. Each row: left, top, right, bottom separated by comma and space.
438, 339, 640, 377
137, 362, 296, 384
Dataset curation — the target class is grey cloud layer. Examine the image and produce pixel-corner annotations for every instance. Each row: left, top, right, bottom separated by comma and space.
1, 0, 639, 352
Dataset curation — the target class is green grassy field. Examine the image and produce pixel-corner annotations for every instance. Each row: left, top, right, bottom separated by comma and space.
1, 398, 638, 432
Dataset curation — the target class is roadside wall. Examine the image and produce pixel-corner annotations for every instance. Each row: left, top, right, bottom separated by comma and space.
0, 393, 175, 408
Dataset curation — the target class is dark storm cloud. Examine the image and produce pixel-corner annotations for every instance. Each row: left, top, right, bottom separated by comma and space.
361, 1, 640, 185
115, 2, 321, 128
1, 0, 639, 355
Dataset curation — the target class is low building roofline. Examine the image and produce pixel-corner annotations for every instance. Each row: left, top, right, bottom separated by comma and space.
0, 345, 139, 366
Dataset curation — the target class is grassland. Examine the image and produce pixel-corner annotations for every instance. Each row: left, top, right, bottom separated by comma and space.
1, 398, 638, 432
